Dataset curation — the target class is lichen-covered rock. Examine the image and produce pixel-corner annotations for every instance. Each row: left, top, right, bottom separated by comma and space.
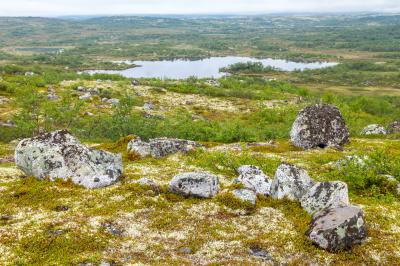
236, 165, 271, 196
290, 104, 349, 149
127, 137, 202, 158
306, 205, 368, 251
300, 181, 349, 214
169, 172, 219, 198
387, 121, 400, 134
335, 155, 369, 169
360, 124, 387, 135
15, 130, 122, 189
270, 163, 314, 201
232, 188, 257, 205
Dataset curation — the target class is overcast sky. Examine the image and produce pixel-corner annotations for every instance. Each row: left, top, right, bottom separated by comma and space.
0, 0, 399, 17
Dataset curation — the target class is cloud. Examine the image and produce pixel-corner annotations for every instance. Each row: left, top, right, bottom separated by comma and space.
0, 0, 399, 16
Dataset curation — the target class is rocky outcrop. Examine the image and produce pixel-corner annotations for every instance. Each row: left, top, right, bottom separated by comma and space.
232, 188, 257, 205
300, 181, 349, 214
360, 124, 387, 135
290, 104, 349, 149
236, 165, 271, 196
387, 121, 400, 134
306, 205, 368, 251
127, 137, 202, 158
270, 163, 314, 201
15, 130, 122, 189
169, 172, 219, 198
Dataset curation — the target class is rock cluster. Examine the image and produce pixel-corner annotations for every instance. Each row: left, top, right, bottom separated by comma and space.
15, 130, 122, 189
361, 124, 387, 135
290, 104, 349, 149
127, 137, 202, 158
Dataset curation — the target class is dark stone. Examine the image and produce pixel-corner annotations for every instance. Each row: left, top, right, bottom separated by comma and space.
306, 205, 368, 251
290, 104, 349, 149
248, 248, 274, 262
387, 120, 400, 134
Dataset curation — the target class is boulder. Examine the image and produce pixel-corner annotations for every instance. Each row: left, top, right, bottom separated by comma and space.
270, 163, 314, 201
169, 172, 219, 198
290, 104, 349, 149
360, 124, 387, 135
306, 205, 368, 251
127, 137, 202, 158
232, 189, 257, 205
387, 121, 400, 134
300, 181, 349, 214
236, 165, 271, 196
15, 130, 122, 189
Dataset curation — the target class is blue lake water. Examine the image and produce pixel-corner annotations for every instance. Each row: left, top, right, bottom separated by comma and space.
86, 56, 338, 79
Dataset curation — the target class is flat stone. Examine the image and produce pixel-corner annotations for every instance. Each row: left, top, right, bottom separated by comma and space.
169, 172, 219, 198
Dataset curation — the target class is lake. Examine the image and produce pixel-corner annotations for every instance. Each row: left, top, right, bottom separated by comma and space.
86, 56, 338, 79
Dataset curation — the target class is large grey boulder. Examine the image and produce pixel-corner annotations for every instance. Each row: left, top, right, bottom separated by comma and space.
169, 172, 219, 198
360, 124, 387, 135
290, 104, 349, 149
232, 189, 257, 205
236, 165, 271, 196
387, 121, 400, 134
15, 130, 122, 189
300, 181, 349, 214
306, 206, 368, 251
127, 137, 202, 158
270, 163, 314, 201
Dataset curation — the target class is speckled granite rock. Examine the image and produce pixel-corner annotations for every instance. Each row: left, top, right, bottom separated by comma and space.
361, 124, 387, 135
270, 163, 314, 201
290, 104, 349, 149
306, 205, 368, 251
169, 172, 219, 198
15, 130, 122, 189
232, 188, 257, 205
301, 181, 349, 214
127, 137, 202, 158
236, 165, 271, 196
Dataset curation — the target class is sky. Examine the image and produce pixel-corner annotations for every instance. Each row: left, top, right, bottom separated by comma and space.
0, 0, 399, 17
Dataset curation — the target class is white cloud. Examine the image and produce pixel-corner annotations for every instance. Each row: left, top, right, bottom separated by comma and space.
0, 0, 399, 16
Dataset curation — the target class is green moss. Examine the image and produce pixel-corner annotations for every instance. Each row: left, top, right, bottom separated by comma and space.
215, 192, 255, 211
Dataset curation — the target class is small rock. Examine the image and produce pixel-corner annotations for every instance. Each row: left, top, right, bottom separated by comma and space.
361, 124, 387, 135
290, 104, 349, 149
232, 189, 257, 205
136, 177, 158, 187
24, 71, 35, 76
387, 121, 400, 134
335, 155, 368, 169
270, 163, 314, 201
102, 222, 123, 236
169, 172, 219, 198
107, 98, 120, 106
131, 79, 140, 86
236, 165, 271, 196
300, 181, 349, 214
79, 93, 92, 100
54, 205, 70, 212
306, 205, 368, 251
178, 247, 193, 254
48, 229, 65, 236
248, 248, 274, 262
143, 103, 154, 110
